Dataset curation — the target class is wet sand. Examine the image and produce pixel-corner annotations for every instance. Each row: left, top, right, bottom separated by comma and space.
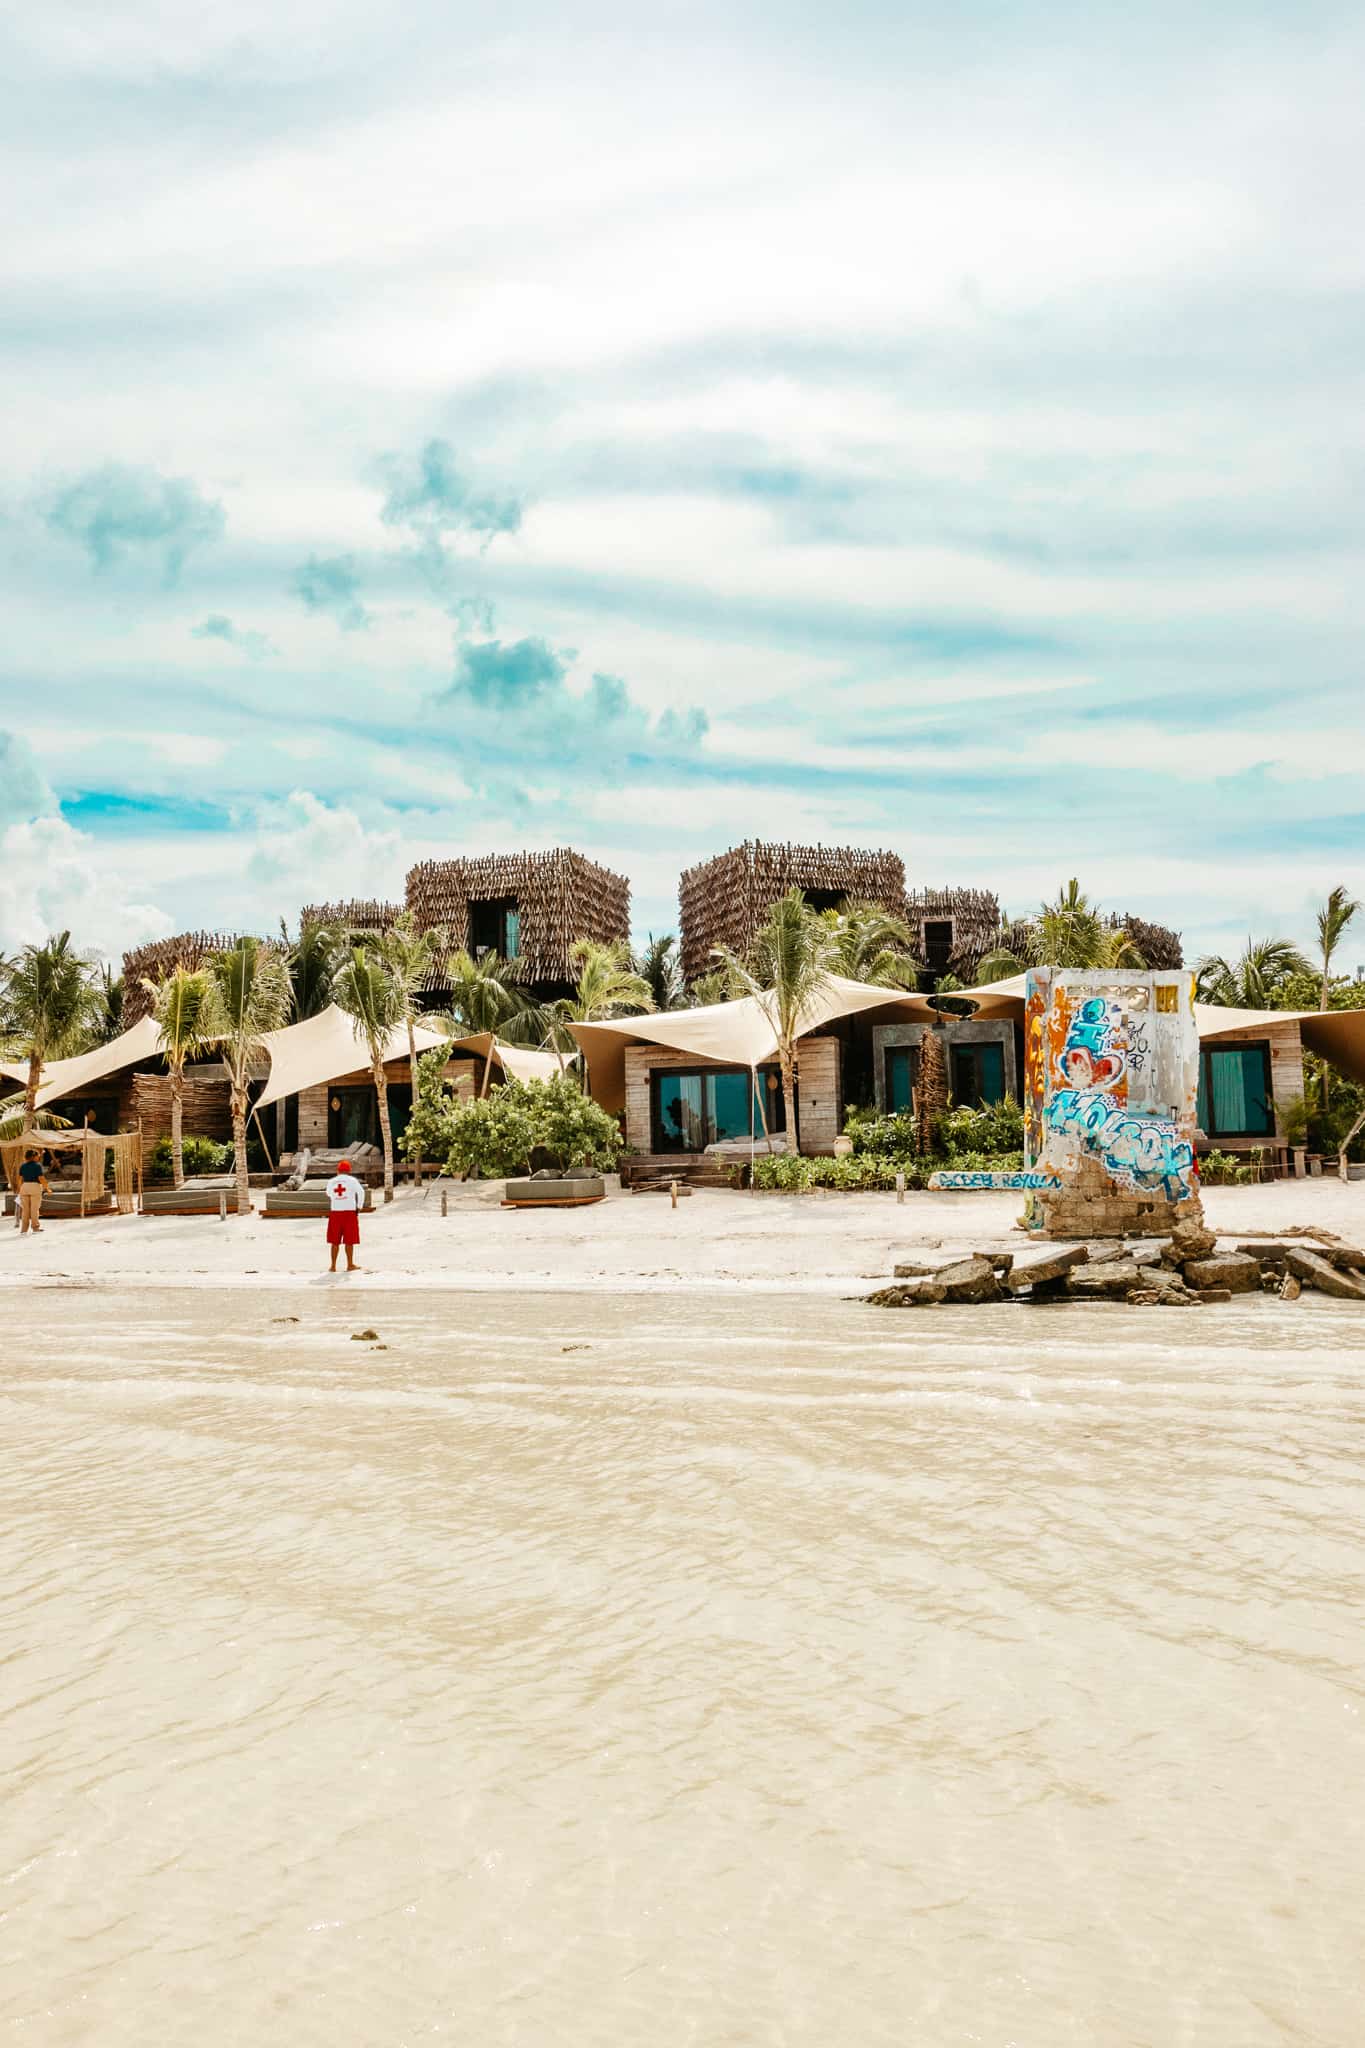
4, 1282, 1365, 2045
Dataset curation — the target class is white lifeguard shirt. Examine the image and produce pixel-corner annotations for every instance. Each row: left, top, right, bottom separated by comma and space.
327, 1173, 365, 1212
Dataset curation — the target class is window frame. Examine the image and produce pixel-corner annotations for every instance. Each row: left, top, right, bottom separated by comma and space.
649, 1064, 787, 1153
1198, 1040, 1276, 1139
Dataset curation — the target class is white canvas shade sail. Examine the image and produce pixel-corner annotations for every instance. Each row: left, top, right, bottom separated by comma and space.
0, 1014, 167, 1110
253, 1006, 565, 1109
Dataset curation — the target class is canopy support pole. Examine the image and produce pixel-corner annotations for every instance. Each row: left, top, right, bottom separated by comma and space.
252, 1107, 276, 1173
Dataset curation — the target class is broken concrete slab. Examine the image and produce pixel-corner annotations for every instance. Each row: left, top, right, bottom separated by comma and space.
1284, 1249, 1365, 1301
867, 1281, 948, 1307
1191, 1287, 1234, 1304
1004, 1244, 1090, 1294
1183, 1253, 1262, 1294
892, 1260, 945, 1279
1128, 1243, 1164, 1268
1171, 1218, 1219, 1260
1235, 1241, 1290, 1268
1326, 1243, 1365, 1274
1279, 1272, 1302, 1301
931, 1256, 1001, 1303
1067, 1261, 1142, 1299
973, 1249, 1015, 1275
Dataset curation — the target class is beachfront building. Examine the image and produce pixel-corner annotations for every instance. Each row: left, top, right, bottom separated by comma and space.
678, 840, 907, 988
122, 930, 254, 1024
299, 899, 402, 936
406, 847, 631, 1000
903, 886, 1003, 990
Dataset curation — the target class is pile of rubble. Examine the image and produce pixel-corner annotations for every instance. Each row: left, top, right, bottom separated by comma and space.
867, 1219, 1365, 1309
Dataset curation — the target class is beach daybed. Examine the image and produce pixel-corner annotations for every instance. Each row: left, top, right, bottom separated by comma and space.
4, 1187, 115, 1220
141, 1179, 253, 1216
503, 1169, 606, 1209
264, 1183, 375, 1218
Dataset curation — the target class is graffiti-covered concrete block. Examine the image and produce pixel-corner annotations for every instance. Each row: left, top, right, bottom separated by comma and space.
1023, 967, 1202, 1237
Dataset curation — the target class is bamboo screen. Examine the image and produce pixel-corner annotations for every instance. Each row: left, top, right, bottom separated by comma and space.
405, 849, 631, 990
678, 841, 908, 986
300, 901, 402, 933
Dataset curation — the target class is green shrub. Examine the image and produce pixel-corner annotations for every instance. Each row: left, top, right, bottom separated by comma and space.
845, 1110, 920, 1162
148, 1133, 230, 1177
936, 1097, 1025, 1160
1199, 1149, 1256, 1186
400, 1064, 626, 1180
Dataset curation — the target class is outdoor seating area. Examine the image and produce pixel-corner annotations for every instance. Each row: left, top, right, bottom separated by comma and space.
503, 1169, 606, 1208
140, 1180, 253, 1216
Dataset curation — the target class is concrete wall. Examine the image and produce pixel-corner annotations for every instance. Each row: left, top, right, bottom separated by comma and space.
870, 1020, 1016, 1111
623, 1036, 842, 1155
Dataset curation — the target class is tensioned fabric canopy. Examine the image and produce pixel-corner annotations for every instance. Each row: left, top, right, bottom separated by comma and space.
0, 1014, 167, 1111
568, 974, 1023, 1114
253, 1006, 567, 1109
254, 1005, 450, 1111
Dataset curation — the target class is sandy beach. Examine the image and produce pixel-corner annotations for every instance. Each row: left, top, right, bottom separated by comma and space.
3, 1175, 1363, 1296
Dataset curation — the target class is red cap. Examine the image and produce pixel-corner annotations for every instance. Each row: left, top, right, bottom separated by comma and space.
338, 1158, 351, 1172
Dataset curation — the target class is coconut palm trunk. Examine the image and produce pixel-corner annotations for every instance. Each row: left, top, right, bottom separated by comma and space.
25, 1050, 41, 1122
373, 1056, 395, 1202
406, 1017, 423, 1186
778, 1048, 798, 1154
170, 1068, 185, 1187
229, 1081, 251, 1214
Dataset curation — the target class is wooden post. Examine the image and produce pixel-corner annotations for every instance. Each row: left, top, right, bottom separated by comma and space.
670, 1178, 678, 1210
219, 1190, 227, 1221
252, 1108, 275, 1173
1340, 1113, 1365, 1183
137, 1119, 144, 1214
896, 1171, 906, 1204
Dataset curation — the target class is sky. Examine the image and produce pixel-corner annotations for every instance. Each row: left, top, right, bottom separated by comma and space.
3, 0, 1364, 972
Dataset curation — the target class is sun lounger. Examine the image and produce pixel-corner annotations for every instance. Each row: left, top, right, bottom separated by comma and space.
140, 1181, 253, 1216
5, 1190, 114, 1219
503, 1170, 606, 1208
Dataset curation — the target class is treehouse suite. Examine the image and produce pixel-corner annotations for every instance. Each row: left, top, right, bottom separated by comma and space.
405, 847, 631, 1002
677, 839, 907, 988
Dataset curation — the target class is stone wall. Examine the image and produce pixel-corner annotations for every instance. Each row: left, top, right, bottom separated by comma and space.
623, 1037, 841, 1155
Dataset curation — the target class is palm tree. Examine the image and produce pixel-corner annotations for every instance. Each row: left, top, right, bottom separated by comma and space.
0, 931, 103, 1119
143, 967, 219, 1187
711, 890, 838, 1151
972, 946, 1028, 986
96, 965, 125, 1043
557, 941, 655, 1023
821, 900, 921, 988
1315, 886, 1360, 1109
1031, 879, 1146, 970
1196, 937, 1312, 1009
634, 934, 685, 1011
1317, 886, 1359, 1011
688, 966, 742, 1007
283, 916, 341, 1020
443, 947, 548, 1045
916, 1023, 949, 1157
377, 911, 449, 1182
333, 946, 407, 1203
207, 937, 292, 1215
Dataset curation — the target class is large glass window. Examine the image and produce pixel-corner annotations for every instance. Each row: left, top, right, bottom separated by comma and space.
328, 1085, 413, 1150
651, 1067, 786, 1153
1197, 1044, 1275, 1138
951, 1041, 1005, 1107
885, 1045, 918, 1113
468, 898, 520, 959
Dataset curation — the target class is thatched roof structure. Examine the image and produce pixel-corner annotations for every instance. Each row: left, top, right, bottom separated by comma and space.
679, 840, 907, 986
405, 848, 630, 992
904, 887, 1002, 982
300, 900, 402, 934
122, 930, 254, 1023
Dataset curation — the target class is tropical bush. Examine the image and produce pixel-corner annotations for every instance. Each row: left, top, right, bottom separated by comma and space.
750, 1149, 1023, 1192
400, 1064, 624, 1179
843, 1093, 1024, 1165
1198, 1149, 1260, 1187
149, 1134, 230, 1177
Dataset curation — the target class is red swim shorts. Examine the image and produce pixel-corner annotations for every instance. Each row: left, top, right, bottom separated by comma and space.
326, 1211, 360, 1246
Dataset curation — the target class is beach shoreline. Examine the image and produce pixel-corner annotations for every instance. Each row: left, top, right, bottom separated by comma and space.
3, 1177, 1362, 1297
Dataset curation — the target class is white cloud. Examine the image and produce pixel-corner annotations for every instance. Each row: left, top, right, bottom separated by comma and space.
0, 813, 172, 958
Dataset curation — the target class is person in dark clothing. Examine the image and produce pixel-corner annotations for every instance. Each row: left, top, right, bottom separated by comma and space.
17, 1150, 49, 1234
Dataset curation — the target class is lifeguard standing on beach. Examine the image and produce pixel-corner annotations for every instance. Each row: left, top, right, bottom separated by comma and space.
326, 1159, 366, 1273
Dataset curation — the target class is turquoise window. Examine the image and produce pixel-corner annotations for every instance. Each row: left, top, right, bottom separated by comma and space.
951, 1042, 1005, 1107
1197, 1044, 1274, 1138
